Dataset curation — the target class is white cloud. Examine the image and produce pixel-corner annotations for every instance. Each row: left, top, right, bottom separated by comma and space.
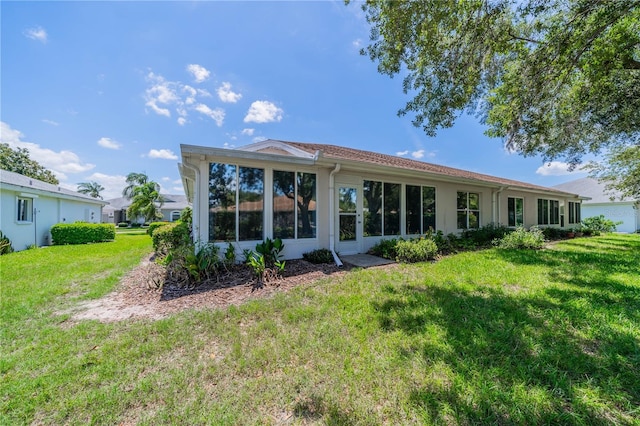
352, 38, 362, 49
241, 128, 255, 136
84, 172, 127, 200
97, 137, 121, 150
396, 150, 409, 156
42, 119, 59, 126
536, 161, 585, 176
411, 150, 425, 159
194, 104, 225, 126
24, 26, 47, 43
144, 70, 226, 126
252, 136, 268, 143
217, 82, 242, 103
0, 121, 94, 181
244, 100, 283, 123
148, 149, 178, 160
186, 64, 210, 83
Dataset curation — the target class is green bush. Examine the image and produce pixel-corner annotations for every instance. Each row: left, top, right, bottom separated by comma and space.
51, 222, 116, 245
369, 238, 399, 260
581, 215, 621, 233
0, 230, 14, 255
461, 223, 510, 247
117, 222, 129, 228
147, 221, 169, 236
495, 226, 545, 250
395, 238, 438, 263
152, 221, 191, 254
303, 248, 334, 264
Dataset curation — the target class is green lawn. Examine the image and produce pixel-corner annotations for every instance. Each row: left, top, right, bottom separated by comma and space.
1, 234, 639, 425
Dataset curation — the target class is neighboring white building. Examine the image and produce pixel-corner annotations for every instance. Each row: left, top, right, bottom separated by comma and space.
554, 177, 639, 233
179, 139, 585, 261
101, 194, 190, 224
0, 169, 107, 251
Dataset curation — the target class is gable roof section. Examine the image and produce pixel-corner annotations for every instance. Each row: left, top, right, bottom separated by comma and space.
279, 140, 574, 195
554, 177, 633, 204
0, 169, 107, 205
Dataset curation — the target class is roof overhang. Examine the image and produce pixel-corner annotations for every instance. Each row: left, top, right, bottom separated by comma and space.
181, 144, 316, 166
0, 182, 108, 205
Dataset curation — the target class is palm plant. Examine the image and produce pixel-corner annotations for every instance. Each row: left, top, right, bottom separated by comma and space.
122, 172, 150, 199
126, 181, 165, 223
77, 181, 105, 199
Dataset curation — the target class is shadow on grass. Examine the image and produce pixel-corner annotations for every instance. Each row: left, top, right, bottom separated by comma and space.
372, 236, 640, 424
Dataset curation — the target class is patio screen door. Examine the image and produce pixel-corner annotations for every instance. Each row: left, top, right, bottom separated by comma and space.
336, 184, 362, 255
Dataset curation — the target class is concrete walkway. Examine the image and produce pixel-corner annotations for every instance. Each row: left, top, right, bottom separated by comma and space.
339, 253, 395, 268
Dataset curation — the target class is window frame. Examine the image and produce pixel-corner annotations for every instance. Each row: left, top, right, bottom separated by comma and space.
272, 169, 317, 240
507, 197, 524, 227
537, 198, 560, 225
405, 184, 437, 235
457, 191, 480, 230
16, 196, 33, 223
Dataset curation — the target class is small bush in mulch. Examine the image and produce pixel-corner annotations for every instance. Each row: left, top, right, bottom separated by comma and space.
302, 248, 334, 264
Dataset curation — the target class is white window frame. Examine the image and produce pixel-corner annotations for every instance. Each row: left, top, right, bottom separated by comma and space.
16, 196, 33, 223
170, 211, 181, 222
507, 197, 524, 227
457, 191, 480, 230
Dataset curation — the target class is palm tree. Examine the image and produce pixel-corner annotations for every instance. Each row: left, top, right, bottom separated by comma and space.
126, 180, 165, 223
77, 181, 105, 199
122, 172, 150, 199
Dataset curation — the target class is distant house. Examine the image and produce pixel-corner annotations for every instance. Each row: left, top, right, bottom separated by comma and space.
179, 139, 585, 261
0, 169, 107, 251
102, 194, 190, 224
554, 177, 639, 233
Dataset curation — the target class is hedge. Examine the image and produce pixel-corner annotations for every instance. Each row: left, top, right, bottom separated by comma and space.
151, 221, 191, 254
51, 222, 116, 245
147, 221, 170, 236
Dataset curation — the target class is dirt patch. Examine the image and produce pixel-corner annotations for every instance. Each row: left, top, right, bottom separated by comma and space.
60, 254, 377, 324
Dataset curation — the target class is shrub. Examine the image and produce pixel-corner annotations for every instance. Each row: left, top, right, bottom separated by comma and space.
180, 207, 192, 229
495, 226, 545, 250
117, 222, 129, 228
130, 223, 142, 228
369, 238, 399, 260
461, 223, 510, 247
395, 238, 438, 263
51, 222, 116, 245
581, 215, 621, 233
303, 248, 334, 264
245, 238, 286, 286
147, 221, 169, 236
0, 230, 14, 255
152, 221, 191, 255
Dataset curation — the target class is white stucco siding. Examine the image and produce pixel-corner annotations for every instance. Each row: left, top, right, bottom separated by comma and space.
1, 190, 36, 250
582, 203, 638, 233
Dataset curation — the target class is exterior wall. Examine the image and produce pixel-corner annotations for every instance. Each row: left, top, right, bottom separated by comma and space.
582, 203, 638, 233
190, 157, 583, 260
0, 188, 102, 251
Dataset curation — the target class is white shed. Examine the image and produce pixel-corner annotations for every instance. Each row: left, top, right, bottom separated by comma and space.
0, 169, 107, 251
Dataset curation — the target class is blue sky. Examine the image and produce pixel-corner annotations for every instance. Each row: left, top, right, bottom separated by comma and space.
1, 1, 587, 200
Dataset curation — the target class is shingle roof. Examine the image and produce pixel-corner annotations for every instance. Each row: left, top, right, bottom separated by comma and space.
0, 169, 106, 204
103, 194, 190, 211
282, 141, 569, 194
554, 177, 632, 204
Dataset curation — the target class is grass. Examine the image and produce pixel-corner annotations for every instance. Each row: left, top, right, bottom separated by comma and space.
1, 234, 639, 424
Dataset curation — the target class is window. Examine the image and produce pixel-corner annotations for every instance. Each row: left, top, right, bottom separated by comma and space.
363, 180, 383, 236
17, 197, 33, 222
170, 211, 181, 222
567, 201, 581, 224
406, 185, 436, 234
384, 183, 401, 235
507, 197, 524, 227
537, 199, 560, 225
273, 170, 317, 239
208, 163, 264, 242
457, 192, 480, 229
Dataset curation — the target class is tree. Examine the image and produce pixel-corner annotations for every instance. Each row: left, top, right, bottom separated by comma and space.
122, 172, 150, 199
357, 0, 640, 168
77, 181, 105, 199
587, 144, 640, 201
123, 172, 164, 223
0, 143, 59, 184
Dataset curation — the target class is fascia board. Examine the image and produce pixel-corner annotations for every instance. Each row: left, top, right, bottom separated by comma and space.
1, 182, 108, 205
181, 144, 316, 166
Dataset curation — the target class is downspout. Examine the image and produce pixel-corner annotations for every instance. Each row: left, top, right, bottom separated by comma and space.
182, 160, 201, 246
329, 163, 343, 266
492, 186, 507, 225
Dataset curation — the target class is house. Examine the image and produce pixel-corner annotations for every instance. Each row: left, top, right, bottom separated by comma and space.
0, 169, 107, 251
178, 140, 585, 262
554, 177, 639, 233
101, 194, 190, 224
